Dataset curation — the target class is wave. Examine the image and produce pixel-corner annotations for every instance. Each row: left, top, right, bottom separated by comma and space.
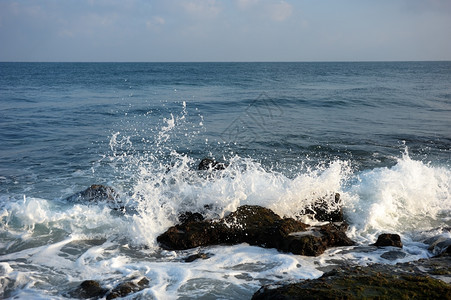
2, 149, 448, 253
1, 102, 450, 299
2, 105, 450, 251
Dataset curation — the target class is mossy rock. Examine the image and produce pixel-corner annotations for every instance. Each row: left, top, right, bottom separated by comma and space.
253, 264, 451, 300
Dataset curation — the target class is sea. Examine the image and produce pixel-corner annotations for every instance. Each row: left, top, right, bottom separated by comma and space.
0, 62, 450, 299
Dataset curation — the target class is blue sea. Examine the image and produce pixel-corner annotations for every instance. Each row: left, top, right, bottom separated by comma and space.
0, 62, 450, 299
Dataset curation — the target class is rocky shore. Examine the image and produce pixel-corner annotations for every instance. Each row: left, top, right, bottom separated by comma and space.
67, 181, 451, 299
252, 254, 451, 299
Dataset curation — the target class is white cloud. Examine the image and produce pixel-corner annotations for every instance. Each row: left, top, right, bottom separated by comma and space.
147, 16, 165, 26
268, 1, 293, 22
182, 0, 222, 18
146, 16, 165, 31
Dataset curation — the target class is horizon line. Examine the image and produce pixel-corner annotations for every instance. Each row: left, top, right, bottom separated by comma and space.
1, 60, 451, 64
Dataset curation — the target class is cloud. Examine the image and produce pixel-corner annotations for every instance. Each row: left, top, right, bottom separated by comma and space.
146, 16, 165, 31
236, 0, 259, 10
267, 1, 293, 22
182, 0, 222, 18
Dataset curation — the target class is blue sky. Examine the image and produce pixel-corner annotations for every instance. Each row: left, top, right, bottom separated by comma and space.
1, 0, 450, 62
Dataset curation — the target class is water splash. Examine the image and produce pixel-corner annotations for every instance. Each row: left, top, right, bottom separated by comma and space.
344, 147, 451, 242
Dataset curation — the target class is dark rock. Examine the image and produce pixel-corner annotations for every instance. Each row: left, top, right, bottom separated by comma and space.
372, 233, 403, 248
425, 236, 451, 256
106, 282, 135, 300
284, 223, 354, 256
304, 193, 344, 222
106, 277, 149, 300
157, 205, 354, 256
178, 211, 204, 223
198, 158, 226, 170
381, 250, 407, 260
252, 257, 451, 300
72, 280, 108, 299
184, 252, 212, 262
66, 184, 118, 202
442, 245, 451, 256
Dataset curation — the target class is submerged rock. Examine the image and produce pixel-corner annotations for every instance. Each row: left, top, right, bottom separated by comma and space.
425, 235, 451, 256
72, 277, 149, 300
198, 158, 227, 170
252, 256, 451, 300
372, 233, 403, 248
381, 250, 407, 260
66, 184, 118, 202
157, 205, 354, 256
184, 252, 212, 263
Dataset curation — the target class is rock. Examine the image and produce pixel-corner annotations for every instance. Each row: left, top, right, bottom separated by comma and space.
157, 205, 354, 256
66, 184, 118, 202
178, 211, 204, 223
72, 280, 108, 299
71, 277, 149, 299
284, 222, 354, 256
105, 277, 149, 300
252, 257, 451, 300
184, 252, 212, 262
372, 233, 403, 248
381, 250, 407, 260
198, 158, 226, 170
304, 193, 344, 222
439, 245, 451, 257
424, 236, 451, 256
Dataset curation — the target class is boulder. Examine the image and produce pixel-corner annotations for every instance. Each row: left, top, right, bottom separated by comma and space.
106, 277, 149, 300
198, 158, 227, 170
381, 250, 407, 260
424, 235, 451, 256
66, 184, 118, 202
71, 280, 108, 299
284, 222, 354, 256
71, 278, 149, 300
157, 205, 354, 256
252, 260, 451, 300
372, 233, 403, 248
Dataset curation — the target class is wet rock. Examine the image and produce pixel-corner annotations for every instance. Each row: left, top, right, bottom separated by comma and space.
178, 211, 204, 223
106, 277, 149, 300
66, 184, 118, 202
284, 222, 354, 256
381, 250, 407, 260
252, 257, 451, 300
72, 280, 108, 299
424, 235, 451, 256
184, 252, 212, 262
71, 277, 149, 299
198, 158, 226, 170
372, 233, 403, 248
304, 193, 344, 222
157, 205, 354, 256
439, 245, 451, 257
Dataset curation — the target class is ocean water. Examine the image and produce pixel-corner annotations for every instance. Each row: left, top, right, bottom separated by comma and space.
0, 62, 450, 299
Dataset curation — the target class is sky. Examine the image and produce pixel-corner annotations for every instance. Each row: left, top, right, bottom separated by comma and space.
0, 0, 450, 62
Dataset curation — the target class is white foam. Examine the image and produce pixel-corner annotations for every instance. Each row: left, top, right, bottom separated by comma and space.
344, 149, 450, 242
